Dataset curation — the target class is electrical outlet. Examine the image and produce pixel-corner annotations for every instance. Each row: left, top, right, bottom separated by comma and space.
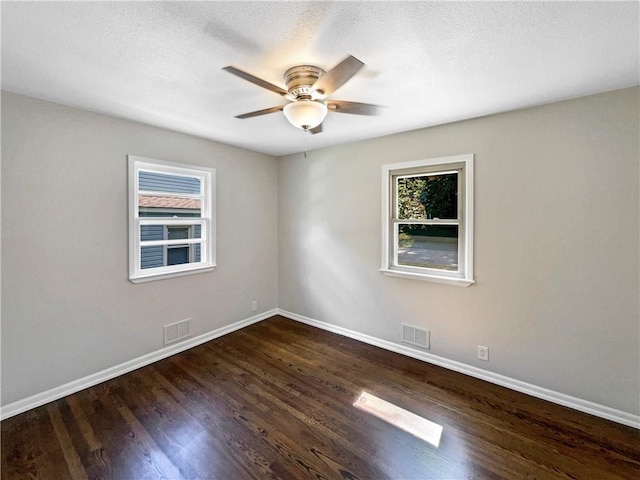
251, 300, 258, 312
478, 345, 489, 361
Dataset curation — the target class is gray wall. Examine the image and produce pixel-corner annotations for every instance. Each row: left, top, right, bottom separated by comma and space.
278, 87, 640, 415
2, 88, 639, 418
1, 91, 279, 405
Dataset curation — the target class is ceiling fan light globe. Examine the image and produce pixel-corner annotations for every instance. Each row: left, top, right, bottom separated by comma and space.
283, 100, 327, 130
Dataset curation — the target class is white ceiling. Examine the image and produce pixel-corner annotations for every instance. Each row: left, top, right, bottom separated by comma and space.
2, 1, 638, 157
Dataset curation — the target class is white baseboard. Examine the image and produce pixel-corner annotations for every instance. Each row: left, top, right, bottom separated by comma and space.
0, 309, 278, 421
4, 307, 638, 430
277, 309, 640, 429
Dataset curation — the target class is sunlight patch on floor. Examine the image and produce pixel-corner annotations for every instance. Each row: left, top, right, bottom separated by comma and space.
354, 391, 443, 447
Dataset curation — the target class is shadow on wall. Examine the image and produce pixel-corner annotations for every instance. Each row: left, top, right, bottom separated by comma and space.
294, 157, 407, 332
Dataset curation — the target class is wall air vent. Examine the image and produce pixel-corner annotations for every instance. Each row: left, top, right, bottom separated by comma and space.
164, 318, 191, 345
402, 324, 430, 349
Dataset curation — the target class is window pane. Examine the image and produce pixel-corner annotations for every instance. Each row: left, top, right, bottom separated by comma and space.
397, 173, 458, 219
140, 225, 202, 269
140, 242, 203, 270
138, 194, 201, 217
140, 224, 202, 240
168, 226, 189, 240
140, 224, 164, 241
397, 224, 458, 270
139, 171, 201, 194
167, 246, 190, 266
141, 245, 164, 269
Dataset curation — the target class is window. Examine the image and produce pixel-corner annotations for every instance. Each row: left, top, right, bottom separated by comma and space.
128, 155, 215, 283
381, 154, 474, 286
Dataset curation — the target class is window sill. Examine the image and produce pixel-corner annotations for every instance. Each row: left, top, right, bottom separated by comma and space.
130, 265, 216, 284
379, 268, 474, 287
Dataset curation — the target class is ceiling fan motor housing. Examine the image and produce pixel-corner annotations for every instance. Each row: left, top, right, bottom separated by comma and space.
284, 65, 325, 98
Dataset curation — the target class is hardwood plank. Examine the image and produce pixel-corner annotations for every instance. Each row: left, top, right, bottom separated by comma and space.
47, 402, 88, 480
2, 315, 639, 479
65, 394, 113, 479
1, 410, 44, 479
1, 405, 75, 480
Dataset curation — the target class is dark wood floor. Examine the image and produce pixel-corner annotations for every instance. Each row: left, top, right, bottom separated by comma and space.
2, 315, 639, 479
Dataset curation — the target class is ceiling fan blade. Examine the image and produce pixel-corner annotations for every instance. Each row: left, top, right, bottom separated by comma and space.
223, 66, 289, 97
327, 100, 381, 116
309, 123, 323, 135
234, 105, 285, 119
312, 55, 364, 96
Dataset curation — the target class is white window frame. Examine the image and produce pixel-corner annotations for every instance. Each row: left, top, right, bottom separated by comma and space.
128, 155, 216, 283
380, 154, 474, 287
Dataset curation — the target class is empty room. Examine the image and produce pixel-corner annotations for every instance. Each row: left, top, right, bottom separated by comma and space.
1, 2, 639, 479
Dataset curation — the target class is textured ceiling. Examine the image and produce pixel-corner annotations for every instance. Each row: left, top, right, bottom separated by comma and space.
2, 1, 638, 156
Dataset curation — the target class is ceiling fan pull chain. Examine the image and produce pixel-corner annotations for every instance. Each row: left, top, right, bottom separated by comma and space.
303, 130, 309, 159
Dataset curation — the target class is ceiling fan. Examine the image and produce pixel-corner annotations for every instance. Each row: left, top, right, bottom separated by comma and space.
223, 55, 380, 133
